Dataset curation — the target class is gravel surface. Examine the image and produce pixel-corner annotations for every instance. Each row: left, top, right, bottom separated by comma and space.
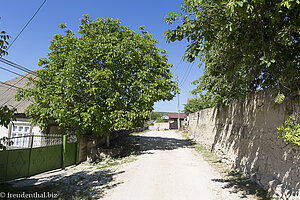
102, 130, 257, 200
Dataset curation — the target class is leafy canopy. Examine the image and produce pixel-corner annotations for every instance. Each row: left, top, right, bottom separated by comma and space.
165, 0, 299, 146
17, 15, 178, 136
164, 0, 299, 105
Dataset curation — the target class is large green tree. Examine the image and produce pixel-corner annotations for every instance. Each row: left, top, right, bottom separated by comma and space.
17, 15, 178, 136
165, 0, 299, 147
164, 0, 299, 105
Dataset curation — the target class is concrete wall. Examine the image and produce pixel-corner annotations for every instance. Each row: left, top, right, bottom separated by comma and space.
187, 89, 300, 200
149, 123, 169, 131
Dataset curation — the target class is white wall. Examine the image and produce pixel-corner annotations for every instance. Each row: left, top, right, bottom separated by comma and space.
149, 122, 169, 131
0, 118, 41, 148
0, 125, 8, 139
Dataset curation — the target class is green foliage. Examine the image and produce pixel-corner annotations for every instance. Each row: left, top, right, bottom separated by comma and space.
155, 116, 164, 123
278, 115, 300, 148
150, 112, 168, 120
183, 94, 214, 114
0, 106, 15, 128
17, 15, 178, 136
0, 28, 9, 56
164, 0, 300, 105
275, 93, 286, 104
150, 112, 161, 121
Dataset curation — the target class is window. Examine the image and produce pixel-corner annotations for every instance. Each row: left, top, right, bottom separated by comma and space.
11, 125, 31, 148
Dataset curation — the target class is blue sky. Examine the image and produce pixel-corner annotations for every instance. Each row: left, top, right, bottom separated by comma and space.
0, 0, 203, 113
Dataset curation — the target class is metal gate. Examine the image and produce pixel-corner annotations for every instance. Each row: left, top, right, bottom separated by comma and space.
0, 134, 79, 182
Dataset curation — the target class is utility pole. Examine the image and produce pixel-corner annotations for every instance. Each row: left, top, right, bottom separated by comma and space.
177, 75, 180, 131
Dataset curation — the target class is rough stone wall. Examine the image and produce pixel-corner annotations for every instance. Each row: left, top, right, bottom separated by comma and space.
82, 128, 146, 162
187, 89, 300, 199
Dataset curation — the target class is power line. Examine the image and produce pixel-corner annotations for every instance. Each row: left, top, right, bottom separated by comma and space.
0, 81, 23, 90
180, 62, 194, 86
173, 58, 182, 72
180, 62, 191, 84
0, 58, 37, 76
178, 62, 191, 86
0, 71, 37, 106
7, 0, 47, 50
0, 69, 36, 97
0, 65, 24, 77
181, 85, 190, 95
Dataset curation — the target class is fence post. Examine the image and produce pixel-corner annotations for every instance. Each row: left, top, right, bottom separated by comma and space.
62, 135, 67, 169
75, 136, 80, 164
27, 135, 34, 177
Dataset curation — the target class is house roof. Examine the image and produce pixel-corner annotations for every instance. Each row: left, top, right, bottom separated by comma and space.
0, 71, 37, 114
168, 113, 186, 119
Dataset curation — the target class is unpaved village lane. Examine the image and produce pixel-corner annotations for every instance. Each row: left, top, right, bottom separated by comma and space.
102, 130, 255, 200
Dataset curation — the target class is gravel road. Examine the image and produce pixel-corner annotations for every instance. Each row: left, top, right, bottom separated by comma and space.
6, 130, 260, 199
102, 130, 256, 200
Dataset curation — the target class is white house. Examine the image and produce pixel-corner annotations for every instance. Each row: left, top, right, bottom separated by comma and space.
0, 71, 42, 148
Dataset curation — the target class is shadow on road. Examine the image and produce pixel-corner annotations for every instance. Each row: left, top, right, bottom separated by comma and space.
1, 131, 192, 199
211, 171, 272, 200
111, 133, 193, 158
0, 169, 124, 199
133, 135, 191, 151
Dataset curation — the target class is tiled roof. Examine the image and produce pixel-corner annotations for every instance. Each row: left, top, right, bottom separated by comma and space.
0, 71, 37, 114
168, 113, 186, 119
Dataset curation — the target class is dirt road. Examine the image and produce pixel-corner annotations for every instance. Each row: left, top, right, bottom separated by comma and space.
102, 130, 256, 200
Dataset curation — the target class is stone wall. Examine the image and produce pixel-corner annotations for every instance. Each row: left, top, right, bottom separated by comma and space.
149, 123, 169, 131
80, 128, 147, 162
187, 89, 300, 200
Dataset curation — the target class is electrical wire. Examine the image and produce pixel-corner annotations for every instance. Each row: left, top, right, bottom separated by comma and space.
178, 62, 191, 86
0, 58, 37, 76
0, 66, 24, 77
179, 62, 190, 85
180, 62, 194, 87
173, 58, 182, 72
1, 69, 36, 95
0, 81, 23, 90
7, 0, 47, 50
181, 85, 190, 95
0, 71, 37, 106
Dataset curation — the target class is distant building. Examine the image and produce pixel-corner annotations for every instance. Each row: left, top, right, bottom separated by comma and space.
161, 115, 169, 122
168, 113, 186, 130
